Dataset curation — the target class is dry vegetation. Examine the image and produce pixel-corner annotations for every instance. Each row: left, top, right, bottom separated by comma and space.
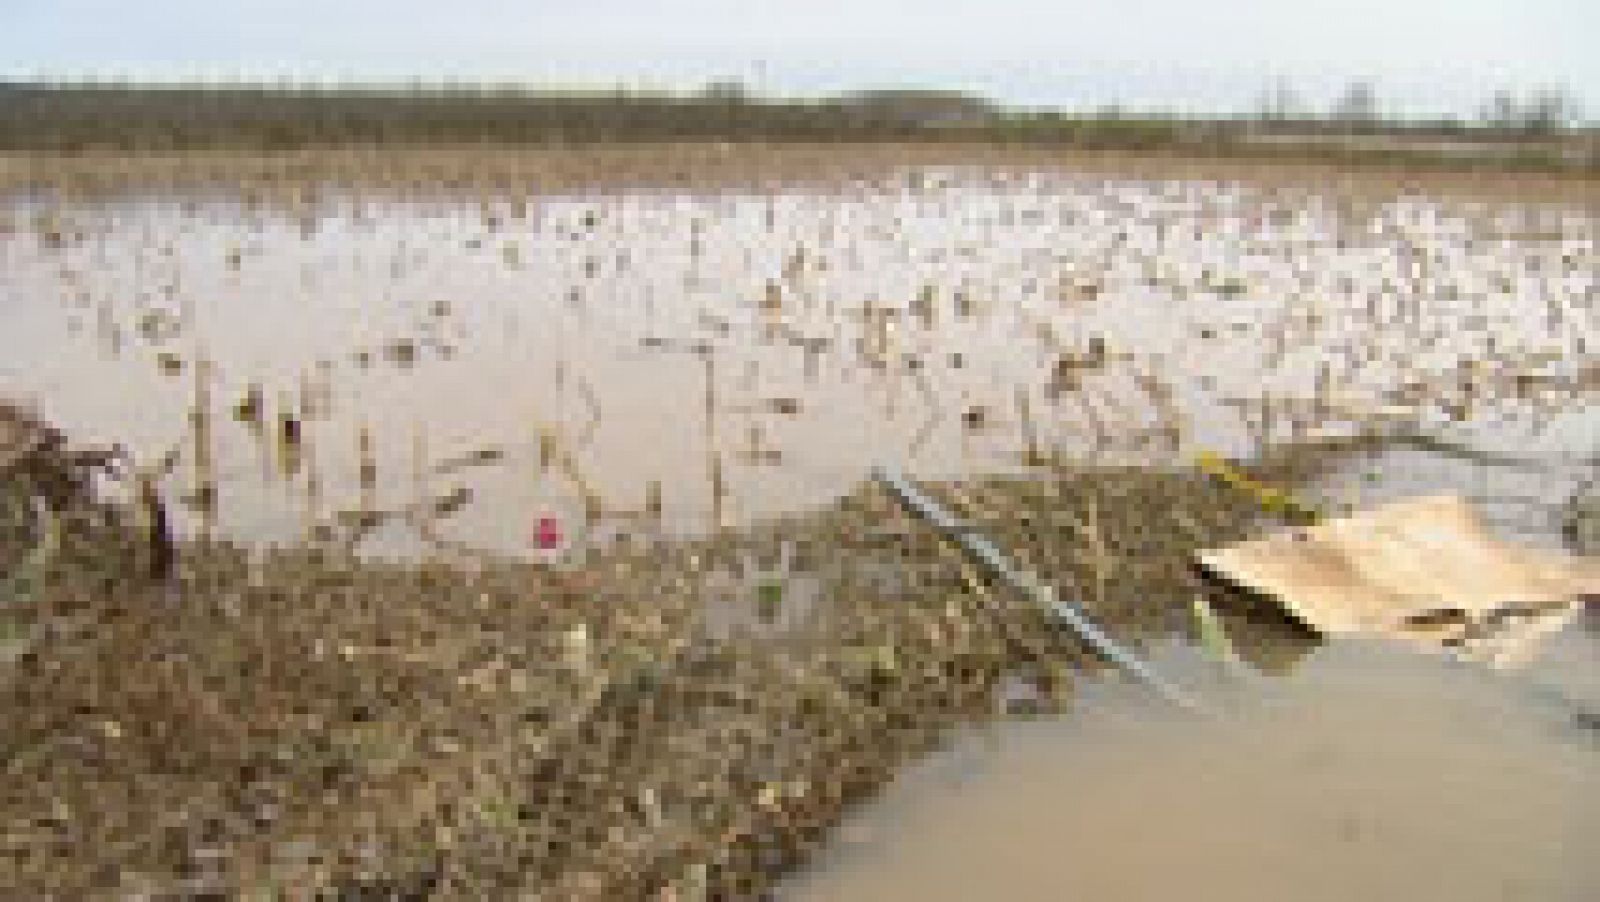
2, 404, 1366, 898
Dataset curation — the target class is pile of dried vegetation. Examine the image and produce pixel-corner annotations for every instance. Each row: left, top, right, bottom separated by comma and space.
4, 406, 1372, 898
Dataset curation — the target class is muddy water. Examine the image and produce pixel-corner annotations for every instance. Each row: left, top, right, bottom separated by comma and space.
784, 638, 1600, 901
2, 168, 1595, 562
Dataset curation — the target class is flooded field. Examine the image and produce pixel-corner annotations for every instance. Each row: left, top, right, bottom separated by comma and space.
4, 158, 1596, 559
2, 148, 1597, 898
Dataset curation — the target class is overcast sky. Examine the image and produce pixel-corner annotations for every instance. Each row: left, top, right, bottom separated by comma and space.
4, 0, 1593, 119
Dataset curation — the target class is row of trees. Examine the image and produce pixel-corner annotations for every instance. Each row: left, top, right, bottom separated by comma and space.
0, 79, 1587, 154
0, 84, 985, 151
1477, 88, 1585, 133
1255, 81, 1585, 134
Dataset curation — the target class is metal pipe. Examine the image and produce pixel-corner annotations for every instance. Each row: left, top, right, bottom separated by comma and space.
872, 466, 1206, 713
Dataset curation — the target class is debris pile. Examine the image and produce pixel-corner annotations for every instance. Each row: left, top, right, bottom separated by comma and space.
0, 422, 1426, 898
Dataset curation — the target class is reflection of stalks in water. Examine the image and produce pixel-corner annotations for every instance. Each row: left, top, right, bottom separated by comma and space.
700, 348, 724, 530
701, 350, 717, 426
1263, 319, 1289, 372
298, 369, 316, 422
645, 479, 663, 523
96, 299, 121, 358
187, 359, 217, 535
858, 301, 889, 367
1221, 397, 1265, 457
908, 358, 938, 410
411, 422, 428, 519
538, 422, 606, 527
573, 375, 603, 448
358, 425, 377, 497
412, 486, 475, 552
396, 422, 486, 553
1079, 362, 1135, 429
912, 283, 936, 330
1070, 391, 1110, 457
233, 382, 264, 429
878, 356, 899, 422
1132, 360, 1184, 455
316, 424, 386, 550
1313, 360, 1334, 418
537, 426, 557, 474
710, 455, 729, 531
1021, 310, 1064, 356
1014, 386, 1038, 466
1245, 395, 1273, 457
876, 307, 896, 369
274, 385, 305, 480
739, 422, 783, 467
301, 449, 323, 541
906, 407, 942, 462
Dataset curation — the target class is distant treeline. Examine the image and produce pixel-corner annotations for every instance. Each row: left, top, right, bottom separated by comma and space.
0, 83, 1133, 150
0, 82, 1592, 167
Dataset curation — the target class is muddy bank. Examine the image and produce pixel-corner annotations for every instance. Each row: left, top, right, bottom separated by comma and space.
2, 423, 1375, 898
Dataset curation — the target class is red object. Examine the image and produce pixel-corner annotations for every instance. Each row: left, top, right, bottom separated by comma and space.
534, 516, 562, 550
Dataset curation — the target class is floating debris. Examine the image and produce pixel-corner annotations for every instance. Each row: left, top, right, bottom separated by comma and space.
230, 383, 263, 426
427, 486, 473, 518
384, 338, 419, 367
278, 401, 303, 448
154, 352, 183, 375
433, 445, 504, 475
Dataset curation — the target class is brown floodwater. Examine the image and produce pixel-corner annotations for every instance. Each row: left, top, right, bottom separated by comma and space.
783, 636, 1599, 901
3, 165, 1594, 562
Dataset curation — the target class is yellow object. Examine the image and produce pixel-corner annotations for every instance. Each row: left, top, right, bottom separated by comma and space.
1195, 450, 1321, 523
